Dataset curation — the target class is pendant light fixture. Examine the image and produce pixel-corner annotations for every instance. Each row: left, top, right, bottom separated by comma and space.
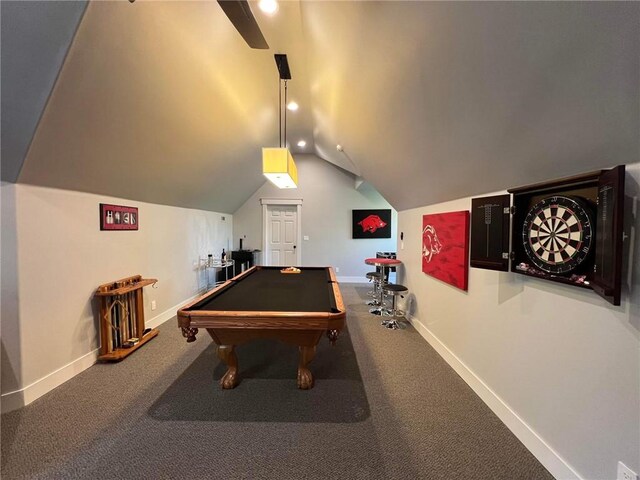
263, 54, 298, 189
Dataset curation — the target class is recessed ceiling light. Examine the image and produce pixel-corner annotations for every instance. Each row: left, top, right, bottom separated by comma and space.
297, 140, 306, 148
287, 101, 299, 111
259, 0, 278, 15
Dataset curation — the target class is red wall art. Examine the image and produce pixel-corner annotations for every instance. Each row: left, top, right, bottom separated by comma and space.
100, 203, 139, 231
422, 210, 470, 291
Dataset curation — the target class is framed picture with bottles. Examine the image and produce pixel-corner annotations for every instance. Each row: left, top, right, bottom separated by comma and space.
100, 203, 139, 231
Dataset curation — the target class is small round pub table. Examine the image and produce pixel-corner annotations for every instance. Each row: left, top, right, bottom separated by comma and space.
364, 257, 402, 315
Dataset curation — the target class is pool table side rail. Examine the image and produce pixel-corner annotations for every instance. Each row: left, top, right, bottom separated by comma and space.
178, 294, 346, 331
326, 266, 338, 283
182, 314, 345, 331
330, 278, 345, 312
177, 266, 257, 313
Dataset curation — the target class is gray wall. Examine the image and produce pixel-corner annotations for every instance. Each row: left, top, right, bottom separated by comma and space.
1, 183, 232, 411
0, 0, 87, 182
233, 154, 396, 279
397, 163, 640, 480
1, 183, 21, 393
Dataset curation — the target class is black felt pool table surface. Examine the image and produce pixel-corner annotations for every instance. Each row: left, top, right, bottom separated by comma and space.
188, 266, 340, 313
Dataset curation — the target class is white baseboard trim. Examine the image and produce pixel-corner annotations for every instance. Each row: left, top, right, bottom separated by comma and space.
146, 294, 200, 330
408, 313, 583, 480
337, 276, 368, 283
1, 347, 99, 414
1, 294, 200, 414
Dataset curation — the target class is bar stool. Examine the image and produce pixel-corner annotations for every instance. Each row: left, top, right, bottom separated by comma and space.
381, 284, 408, 330
365, 272, 382, 306
365, 257, 402, 315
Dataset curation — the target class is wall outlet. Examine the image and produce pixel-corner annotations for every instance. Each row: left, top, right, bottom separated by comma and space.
335, 267, 340, 273
303, 235, 309, 241
151, 300, 157, 311
618, 462, 638, 480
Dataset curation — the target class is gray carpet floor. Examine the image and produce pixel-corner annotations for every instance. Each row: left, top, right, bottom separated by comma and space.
1, 284, 553, 479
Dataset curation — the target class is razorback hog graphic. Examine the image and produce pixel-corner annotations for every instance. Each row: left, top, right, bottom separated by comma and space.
358, 215, 387, 233
422, 224, 443, 263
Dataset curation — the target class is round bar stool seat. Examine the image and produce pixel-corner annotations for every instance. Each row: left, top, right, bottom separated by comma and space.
381, 284, 408, 330
365, 272, 382, 293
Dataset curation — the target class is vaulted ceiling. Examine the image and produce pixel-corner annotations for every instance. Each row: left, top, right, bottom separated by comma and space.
2, 1, 638, 213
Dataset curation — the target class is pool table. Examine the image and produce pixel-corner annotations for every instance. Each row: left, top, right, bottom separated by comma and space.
177, 266, 346, 389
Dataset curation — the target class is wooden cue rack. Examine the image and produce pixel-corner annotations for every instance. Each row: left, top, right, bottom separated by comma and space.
95, 275, 159, 361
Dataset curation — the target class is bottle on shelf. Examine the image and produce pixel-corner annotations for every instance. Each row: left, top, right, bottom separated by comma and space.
207, 254, 213, 267
221, 248, 227, 263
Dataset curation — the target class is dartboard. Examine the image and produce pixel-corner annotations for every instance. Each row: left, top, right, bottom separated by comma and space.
522, 196, 594, 274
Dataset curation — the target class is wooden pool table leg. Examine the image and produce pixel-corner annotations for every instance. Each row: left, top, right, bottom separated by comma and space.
217, 345, 238, 389
297, 345, 316, 390
327, 329, 339, 345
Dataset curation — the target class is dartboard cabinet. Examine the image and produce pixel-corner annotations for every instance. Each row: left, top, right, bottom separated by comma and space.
470, 165, 625, 306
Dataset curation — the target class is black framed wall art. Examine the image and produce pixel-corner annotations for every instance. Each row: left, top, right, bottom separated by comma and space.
352, 209, 391, 239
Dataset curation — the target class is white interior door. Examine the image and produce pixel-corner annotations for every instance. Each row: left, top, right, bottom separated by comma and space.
267, 205, 298, 266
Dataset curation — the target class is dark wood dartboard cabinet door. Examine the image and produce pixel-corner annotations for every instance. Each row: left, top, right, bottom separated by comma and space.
470, 195, 511, 271
590, 165, 625, 305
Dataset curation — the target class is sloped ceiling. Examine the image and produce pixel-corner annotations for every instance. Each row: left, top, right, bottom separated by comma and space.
2, 1, 639, 213
8, 0, 314, 213
303, 1, 639, 210
0, 0, 87, 183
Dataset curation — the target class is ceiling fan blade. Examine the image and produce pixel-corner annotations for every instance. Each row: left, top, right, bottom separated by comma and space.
217, 0, 269, 50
